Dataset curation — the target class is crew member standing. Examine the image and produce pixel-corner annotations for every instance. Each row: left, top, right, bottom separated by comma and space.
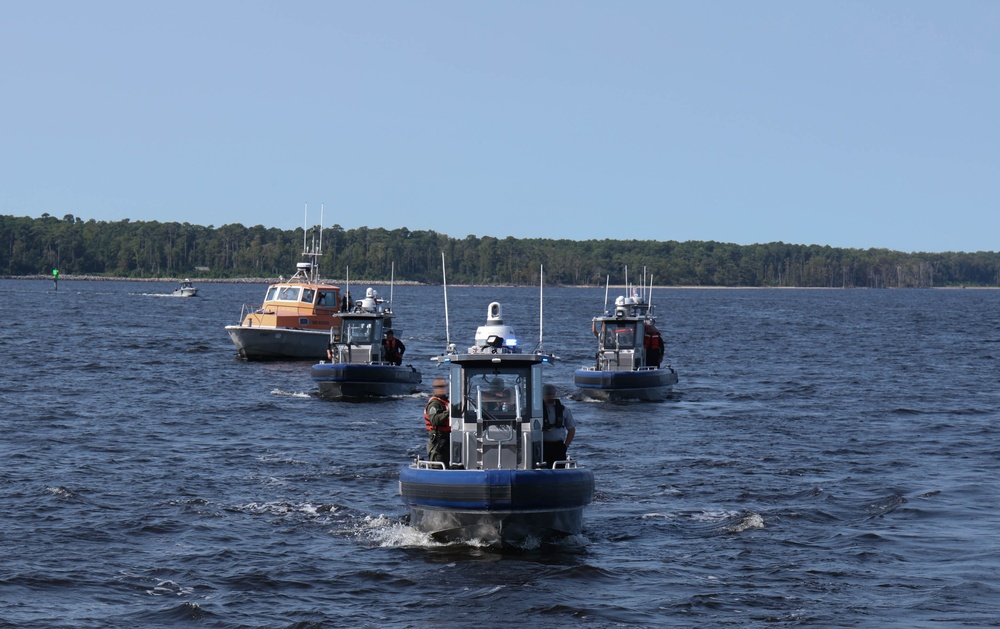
382, 329, 405, 365
424, 378, 451, 465
541, 384, 576, 468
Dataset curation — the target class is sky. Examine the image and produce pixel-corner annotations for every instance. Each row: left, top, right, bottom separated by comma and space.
2, 1, 998, 253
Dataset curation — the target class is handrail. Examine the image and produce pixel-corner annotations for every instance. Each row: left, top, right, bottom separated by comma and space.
552, 459, 578, 469
237, 303, 256, 325
415, 459, 446, 470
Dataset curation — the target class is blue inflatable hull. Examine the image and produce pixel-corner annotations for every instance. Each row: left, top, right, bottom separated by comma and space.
399, 465, 595, 544
573, 367, 678, 401
311, 363, 421, 399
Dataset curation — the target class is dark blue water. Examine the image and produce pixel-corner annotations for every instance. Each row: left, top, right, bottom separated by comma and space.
2, 280, 998, 627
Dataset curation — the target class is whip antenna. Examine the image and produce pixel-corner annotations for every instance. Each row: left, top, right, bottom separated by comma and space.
302, 203, 307, 254
603, 274, 610, 314
441, 252, 451, 350
538, 265, 544, 354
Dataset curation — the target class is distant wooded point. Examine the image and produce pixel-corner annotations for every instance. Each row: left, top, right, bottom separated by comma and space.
3, 214, 998, 287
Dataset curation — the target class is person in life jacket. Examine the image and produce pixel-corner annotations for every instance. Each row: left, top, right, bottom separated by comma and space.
541, 384, 576, 468
644, 327, 664, 368
424, 377, 450, 465
382, 329, 405, 365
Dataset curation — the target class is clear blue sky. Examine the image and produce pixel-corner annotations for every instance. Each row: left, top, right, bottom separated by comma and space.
2, 1, 997, 253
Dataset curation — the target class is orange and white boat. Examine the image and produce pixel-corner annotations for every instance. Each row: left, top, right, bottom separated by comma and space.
226, 220, 347, 360
226, 260, 346, 360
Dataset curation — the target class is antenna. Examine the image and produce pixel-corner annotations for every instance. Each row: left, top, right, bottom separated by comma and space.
299, 203, 326, 282
441, 252, 451, 350
603, 274, 610, 313
302, 203, 307, 254
538, 265, 544, 354
318, 204, 324, 257
648, 274, 654, 314
389, 261, 395, 310
345, 266, 350, 310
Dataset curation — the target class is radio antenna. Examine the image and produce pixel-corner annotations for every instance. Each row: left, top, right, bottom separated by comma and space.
538, 265, 544, 354
441, 252, 451, 351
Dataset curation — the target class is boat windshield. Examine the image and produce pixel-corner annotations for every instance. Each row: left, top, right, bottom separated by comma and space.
602, 322, 636, 350
343, 320, 374, 344
464, 368, 528, 419
266, 286, 303, 302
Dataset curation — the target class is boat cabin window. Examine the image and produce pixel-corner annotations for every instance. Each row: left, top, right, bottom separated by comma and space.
342, 320, 374, 344
463, 368, 529, 419
274, 286, 302, 302
301, 288, 316, 303
316, 291, 339, 308
265, 286, 279, 301
601, 322, 636, 350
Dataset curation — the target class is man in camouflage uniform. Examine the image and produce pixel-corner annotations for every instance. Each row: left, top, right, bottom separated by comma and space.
424, 378, 451, 465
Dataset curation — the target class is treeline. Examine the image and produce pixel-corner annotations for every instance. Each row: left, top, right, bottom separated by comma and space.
3, 213, 999, 287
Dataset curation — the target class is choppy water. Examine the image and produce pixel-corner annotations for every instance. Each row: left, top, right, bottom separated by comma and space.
2, 279, 998, 627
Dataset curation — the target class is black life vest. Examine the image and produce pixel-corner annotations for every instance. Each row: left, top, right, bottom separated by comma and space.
542, 400, 565, 430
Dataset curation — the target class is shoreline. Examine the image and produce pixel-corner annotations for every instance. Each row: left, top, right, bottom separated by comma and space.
2, 275, 995, 289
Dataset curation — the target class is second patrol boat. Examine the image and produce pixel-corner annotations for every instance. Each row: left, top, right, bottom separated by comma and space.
310, 286, 421, 400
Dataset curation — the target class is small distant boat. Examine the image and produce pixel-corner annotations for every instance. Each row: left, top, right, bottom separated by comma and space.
574, 271, 678, 401
172, 279, 198, 297
311, 286, 421, 400
225, 212, 346, 360
400, 266, 594, 546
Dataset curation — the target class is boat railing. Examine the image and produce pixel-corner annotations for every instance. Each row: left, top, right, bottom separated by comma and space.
552, 459, 579, 469
237, 302, 290, 325
238, 303, 258, 325
414, 459, 446, 470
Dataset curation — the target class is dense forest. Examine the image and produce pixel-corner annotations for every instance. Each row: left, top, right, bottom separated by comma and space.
3, 213, 999, 287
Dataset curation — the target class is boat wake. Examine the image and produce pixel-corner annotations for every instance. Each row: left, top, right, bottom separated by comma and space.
647, 509, 766, 535
726, 512, 765, 533
353, 516, 584, 552
236, 500, 347, 520
232, 500, 449, 549
350, 515, 447, 548
269, 388, 312, 398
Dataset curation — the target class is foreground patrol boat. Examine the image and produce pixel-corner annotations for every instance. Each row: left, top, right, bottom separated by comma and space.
311, 287, 421, 400
574, 277, 678, 401
399, 301, 595, 545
